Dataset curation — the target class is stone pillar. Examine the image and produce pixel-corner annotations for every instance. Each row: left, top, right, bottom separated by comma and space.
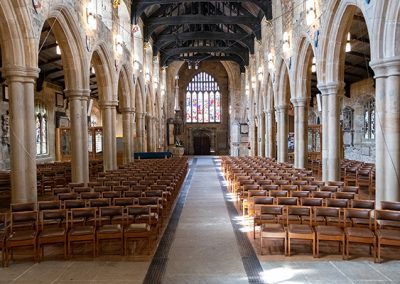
292, 97, 308, 169
137, 113, 146, 152
65, 89, 90, 183
101, 101, 118, 171
319, 82, 344, 181
4, 67, 39, 203
371, 58, 400, 205
121, 107, 134, 164
248, 121, 255, 156
276, 105, 288, 163
259, 113, 265, 157
265, 109, 275, 158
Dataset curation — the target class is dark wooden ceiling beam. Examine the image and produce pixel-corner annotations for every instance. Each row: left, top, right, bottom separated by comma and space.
164, 54, 246, 71
154, 31, 254, 53
144, 15, 260, 40
132, 0, 272, 23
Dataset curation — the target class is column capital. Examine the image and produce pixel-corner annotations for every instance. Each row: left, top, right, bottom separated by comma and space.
64, 89, 90, 100
99, 100, 118, 108
2, 66, 40, 82
290, 97, 308, 107
119, 107, 134, 113
275, 105, 288, 111
370, 57, 400, 78
317, 81, 345, 96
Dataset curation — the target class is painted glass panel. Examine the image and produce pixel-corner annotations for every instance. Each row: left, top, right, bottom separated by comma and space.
192, 92, 198, 123
204, 92, 209, 123
210, 91, 215, 122
198, 92, 203, 123
215, 91, 221, 122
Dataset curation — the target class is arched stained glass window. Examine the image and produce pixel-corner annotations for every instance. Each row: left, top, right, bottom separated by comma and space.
186, 72, 221, 123
36, 104, 48, 156
364, 98, 375, 140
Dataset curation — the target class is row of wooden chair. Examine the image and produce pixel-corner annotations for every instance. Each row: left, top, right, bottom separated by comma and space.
256, 205, 400, 262
0, 205, 157, 266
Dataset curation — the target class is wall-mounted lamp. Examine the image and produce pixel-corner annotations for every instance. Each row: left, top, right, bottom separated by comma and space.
145, 72, 151, 82
56, 41, 61, 55
91, 66, 95, 74
306, 0, 315, 26
245, 84, 250, 96
267, 52, 274, 70
251, 77, 256, 89
311, 57, 316, 73
282, 32, 290, 54
188, 61, 192, 69
345, 32, 351, 52
195, 62, 199, 70
257, 66, 263, 81
133, 60, 140, 72
116, 34, 124, 55
87, 0, 97, 30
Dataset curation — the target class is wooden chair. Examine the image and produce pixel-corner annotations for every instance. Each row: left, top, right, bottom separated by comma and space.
374, 209, 400, 263
286, 206, 315, 257
254, 204, 284, 239
96, 206, 124, 256
351, 199, 374, 209
68, 208, 96, 258
10, 202, 36, 212
344, 208, 376, 261
301, 197, 323, 207
314, 207, 344, 258
5, 211, 38, 266
38, 209, 68, 261
260, 205, 287, 255
124, 206, 152, 255
0, 213, 7, 267
381, 201, 400, 211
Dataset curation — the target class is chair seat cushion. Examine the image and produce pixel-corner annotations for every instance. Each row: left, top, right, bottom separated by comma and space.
376, 229, 400, 240
8, 230, 36, 241
125, 223, 150, 232
262, 224, 285, 233
40, 227, 66, 238
315, 225, 343, 236
288, 224, 313, 234
97, 224, 122, 234
345, 227, 374, 238
69, 226, 95, 236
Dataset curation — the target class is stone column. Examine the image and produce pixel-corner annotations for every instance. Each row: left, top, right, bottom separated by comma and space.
137, 113, 146, 152
4, 66, 38, 203
65, 89, 90, 183
371, 58, 400, 205
121, 107, 134, 164
265, 109, 275, 158
319, 82, 344, 181
276, 105, 288, 163
101, 101, 118, 171
292, 97, 308, 169
259, 113, 265, 157
248, 120, 255, 156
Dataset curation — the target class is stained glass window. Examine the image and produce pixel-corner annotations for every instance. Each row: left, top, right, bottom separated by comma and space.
35, 104, 48, 156
364, 98, 375, 140
185, 72, 221, 123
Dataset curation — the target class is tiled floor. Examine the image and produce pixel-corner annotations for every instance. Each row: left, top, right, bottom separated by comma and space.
1, 156, 400, 283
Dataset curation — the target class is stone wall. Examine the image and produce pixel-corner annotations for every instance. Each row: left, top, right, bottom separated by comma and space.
342, 78, 375, 162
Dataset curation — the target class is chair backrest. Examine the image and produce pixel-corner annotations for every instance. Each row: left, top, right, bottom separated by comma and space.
73, 187, 91, 194
257, 179, 272, 186
301, 185, 318, 192
38, 200, 61, 211
11, 202, 36, 212
320, 186, 339, 192
334, 192, 355, 200
342, 186, 359, 194
145, 190, 163, 198
11, 210, 38, 231
314, 207, 340, 226
53, 187, 70, 196
281, 185, 298, 192
326, 198, 349, 208
374, 209, 400, 230
80, 192, 101, 200
124, 190, 142, 198
40, 209, 67, 230
301, 197, 323, 207
64, 199, 86, 209
312, 191, 332, 199
248, 190, 268, 198
258, 205, 285, 220
381, 201, 400, 211
89, 198, 110, 208
287, 206, 312, 225
291, 191, 310, 198
253, 197, 274, 205
270, 190, 288, 198
126, 205, 151, 223
277, 197, 298, 206
114, 197, 136, 207
99, 206, 124, 224
138, 197, 159, 206
344, 208, 372, 228
69, 208, 96, 227
102, 191, 121, 199
351, 199, 374, 209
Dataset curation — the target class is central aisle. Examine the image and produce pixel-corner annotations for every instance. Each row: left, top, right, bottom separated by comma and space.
162, 157, 248, 283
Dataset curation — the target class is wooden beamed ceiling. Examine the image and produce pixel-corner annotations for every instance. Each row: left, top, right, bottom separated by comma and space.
133, 1, 272, 70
